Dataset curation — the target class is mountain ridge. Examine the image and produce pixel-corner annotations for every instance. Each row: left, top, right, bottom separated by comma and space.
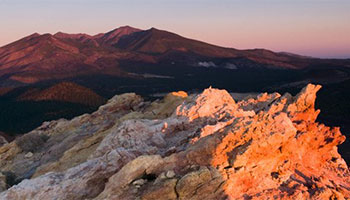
1, 26, 350, 86
2, 26, 350, 85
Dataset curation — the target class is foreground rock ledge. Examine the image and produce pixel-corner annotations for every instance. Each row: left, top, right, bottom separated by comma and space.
0, 84, 349, 199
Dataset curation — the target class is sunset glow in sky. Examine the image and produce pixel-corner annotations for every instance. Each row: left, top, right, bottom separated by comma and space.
0, 0, 349, 58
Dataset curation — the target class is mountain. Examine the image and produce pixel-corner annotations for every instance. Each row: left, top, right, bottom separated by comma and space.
17, 81, 106, 106
0, 26, 142, 84
0, 85, 349, 199
1, 26, 349, 86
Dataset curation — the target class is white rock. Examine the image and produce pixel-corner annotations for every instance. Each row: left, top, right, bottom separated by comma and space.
165, 170, 175, 178
24, 152, 33, 158
133, 179, 146, 185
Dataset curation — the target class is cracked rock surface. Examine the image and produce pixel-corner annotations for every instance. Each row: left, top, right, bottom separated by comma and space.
0, 84, 349, 199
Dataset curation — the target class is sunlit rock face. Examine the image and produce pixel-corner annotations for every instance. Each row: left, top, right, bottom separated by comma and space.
0, 84, 349, 199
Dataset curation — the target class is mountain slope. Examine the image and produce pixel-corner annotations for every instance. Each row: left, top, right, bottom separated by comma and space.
116, 28, 240, 56
115, 28, 326, 68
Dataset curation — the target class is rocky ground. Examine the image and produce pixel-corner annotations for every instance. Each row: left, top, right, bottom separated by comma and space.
0, 84, 349, 199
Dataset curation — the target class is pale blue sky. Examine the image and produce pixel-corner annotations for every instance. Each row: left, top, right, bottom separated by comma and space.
0, 0, 349, 58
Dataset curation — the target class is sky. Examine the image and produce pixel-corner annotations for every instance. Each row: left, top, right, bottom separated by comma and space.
0, 0, 349, 58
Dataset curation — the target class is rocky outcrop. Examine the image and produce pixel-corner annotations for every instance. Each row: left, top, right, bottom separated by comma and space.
0, 84, 349, 199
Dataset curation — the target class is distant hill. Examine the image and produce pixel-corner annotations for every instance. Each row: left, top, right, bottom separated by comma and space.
18, 82, 106, 106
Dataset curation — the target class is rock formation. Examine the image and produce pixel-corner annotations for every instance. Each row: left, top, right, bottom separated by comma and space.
0, 84, 349, 199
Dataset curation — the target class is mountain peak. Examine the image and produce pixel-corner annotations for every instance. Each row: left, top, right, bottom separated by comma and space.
29, 32, 41, 38
94, 25, 141, 45
149, 27, 159, 31
108, 25, 140, 32
107, 26, 140, 35
117, 25, 138, 30
16, 32, 41, 42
